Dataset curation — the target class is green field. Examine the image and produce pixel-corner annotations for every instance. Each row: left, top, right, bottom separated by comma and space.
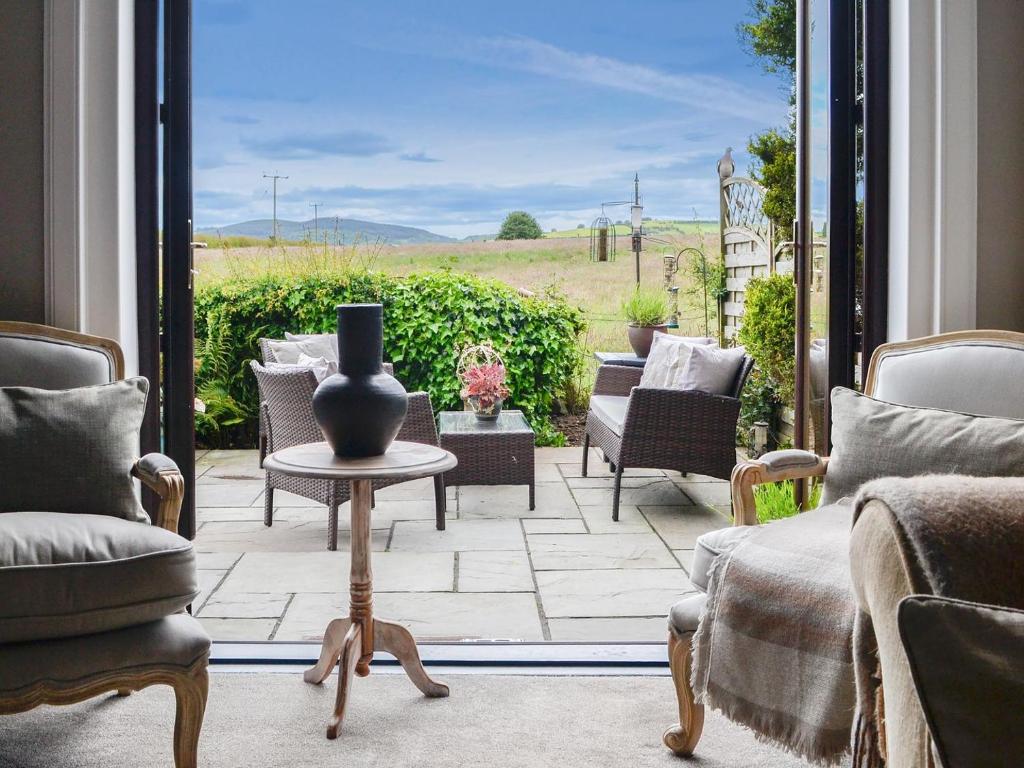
195, 231, 721, 359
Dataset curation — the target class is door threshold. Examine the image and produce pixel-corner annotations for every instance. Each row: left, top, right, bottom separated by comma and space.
211, 640, 668, 672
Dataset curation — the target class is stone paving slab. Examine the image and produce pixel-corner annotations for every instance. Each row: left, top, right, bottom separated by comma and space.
536, 569, 695, 618
521, 519, 588, 534
196, 482, 264, 508
457, 551, 535, 592
457, 483, 579, 520
275, 592, 544, 642
569, 480, 692, 508
389, 519, 525, 552
198, 592, 290, 619
546, 617, 669, 642
194, 521, 390, 553
641, 506, 730, 550
216, 551, 455, 594
198, 617, 277, 641
528, 533, 679, 570
577, 504, 653, 535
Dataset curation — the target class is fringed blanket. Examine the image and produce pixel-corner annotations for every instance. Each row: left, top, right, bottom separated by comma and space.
692, 502, 858, 766
850, 476, 1024, 768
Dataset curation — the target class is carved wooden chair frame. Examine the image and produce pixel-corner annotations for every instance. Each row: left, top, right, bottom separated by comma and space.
0, 321, 207, 767
663, 329, 1024, 757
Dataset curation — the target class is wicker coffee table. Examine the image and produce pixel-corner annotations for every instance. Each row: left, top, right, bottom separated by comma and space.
438, 410, 535, 510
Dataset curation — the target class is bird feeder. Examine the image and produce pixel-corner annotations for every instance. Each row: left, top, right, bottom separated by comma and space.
589, 210, 616, 262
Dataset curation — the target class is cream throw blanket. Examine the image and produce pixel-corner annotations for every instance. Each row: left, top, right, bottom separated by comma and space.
850, 476, 1024, 768
692, 502, 858, 766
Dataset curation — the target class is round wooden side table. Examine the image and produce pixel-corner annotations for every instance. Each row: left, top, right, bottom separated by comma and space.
263, 440, 458, 739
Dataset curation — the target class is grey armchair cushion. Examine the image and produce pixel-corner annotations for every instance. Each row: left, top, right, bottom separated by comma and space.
0, 614, 209, 694
0, 377, 149, 521
588, 394, 629, 436
898, 595, 1024, 768
669, 593, 707, 636
0, 511, 197, 643
690, 525, 757, 593
821, 387, 1024, 505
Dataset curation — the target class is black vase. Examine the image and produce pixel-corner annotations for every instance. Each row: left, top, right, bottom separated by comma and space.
312, 304, 408, 457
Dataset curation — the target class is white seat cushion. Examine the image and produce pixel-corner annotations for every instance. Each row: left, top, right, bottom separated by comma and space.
588, 395, 629, 435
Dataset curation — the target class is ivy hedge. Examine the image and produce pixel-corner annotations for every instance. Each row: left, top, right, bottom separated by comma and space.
193, 270, 586, 448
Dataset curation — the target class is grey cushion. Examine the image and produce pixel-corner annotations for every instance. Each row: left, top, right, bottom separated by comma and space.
0, 334, 115, 389
0, 377, 149, 521
690, 525, 757, 593
759, 448, 823, 474
0, 511, 197, 643
821, 387, 1024, 505
669, 593, 708, 636
588, 394, 629, 436
898, 595, 1024, 768
0, 614, 209, 694
678, 343, 747, 395
873, 340, 1024, 419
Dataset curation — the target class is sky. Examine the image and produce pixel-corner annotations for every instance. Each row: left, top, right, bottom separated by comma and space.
193, 0, 791, 238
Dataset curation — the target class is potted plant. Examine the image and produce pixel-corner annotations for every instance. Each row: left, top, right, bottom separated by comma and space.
622, 289, 669, 357
457, 344, 511, 420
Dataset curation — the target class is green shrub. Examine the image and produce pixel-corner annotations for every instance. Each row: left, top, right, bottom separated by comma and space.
622, 289, 668, 327
193, 269, 586, 448
753, 479, 821, 523
735, 272, 795, 448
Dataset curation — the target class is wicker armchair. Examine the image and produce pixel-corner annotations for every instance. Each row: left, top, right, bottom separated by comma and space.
582, 358, 753, 521
250, 361, 444, 550
256, 337, 395, 466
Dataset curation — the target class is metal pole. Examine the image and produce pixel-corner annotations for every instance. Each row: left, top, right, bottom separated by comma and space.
263, 173, 288, 240
794, 0, 812, 506
310, 201, 321, 239
633, 173, 641, 285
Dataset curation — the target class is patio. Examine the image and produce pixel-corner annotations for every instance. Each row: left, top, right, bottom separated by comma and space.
193, 447, 735, 643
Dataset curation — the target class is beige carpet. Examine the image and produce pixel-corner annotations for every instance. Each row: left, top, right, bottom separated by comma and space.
0, 671, 812, 767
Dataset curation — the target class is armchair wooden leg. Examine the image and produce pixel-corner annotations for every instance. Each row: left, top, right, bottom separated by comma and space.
663, 631, 704, 756
612, 465, 623, 522
173, 662, 208, 768
434, 475, 446, 531
581, 433, 590, 477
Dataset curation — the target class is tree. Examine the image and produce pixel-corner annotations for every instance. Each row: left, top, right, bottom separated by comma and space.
738, 0, 796, 233
497, 211, 543, 240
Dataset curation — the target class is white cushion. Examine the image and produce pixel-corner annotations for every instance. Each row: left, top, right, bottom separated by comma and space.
266, 355, 335, 383
588, 395, 629, 435
639, 332, 716, 389
679, 344, 746, 395
272, 333, 339, 363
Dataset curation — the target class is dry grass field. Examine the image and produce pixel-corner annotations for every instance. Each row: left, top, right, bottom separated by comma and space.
194, 232, 719, 356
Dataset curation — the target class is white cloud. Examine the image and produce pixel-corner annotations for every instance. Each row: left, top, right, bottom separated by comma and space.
472, 36, 786, 123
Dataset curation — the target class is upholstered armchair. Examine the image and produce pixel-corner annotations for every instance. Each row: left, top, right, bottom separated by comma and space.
582, 355, 753, 521
664, 330, 1024, 762
0, 322, 209, 768
251, 361, 445, 549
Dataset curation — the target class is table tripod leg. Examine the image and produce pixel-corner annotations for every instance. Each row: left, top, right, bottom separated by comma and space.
304, 617, 353, 684
374, 617, 449, 698
326, 622, 362, 739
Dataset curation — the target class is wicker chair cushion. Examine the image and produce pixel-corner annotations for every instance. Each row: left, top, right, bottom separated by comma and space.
679, 344, 748, 395
284, 332, 339, 361
266, 355, 337, 382
268, 336, 337, 364
0, 511, 197, 642
588, 395, 629, 435
639, 332, 715, 389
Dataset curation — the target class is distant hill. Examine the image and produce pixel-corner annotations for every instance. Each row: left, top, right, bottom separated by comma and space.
196, 218, 455, 245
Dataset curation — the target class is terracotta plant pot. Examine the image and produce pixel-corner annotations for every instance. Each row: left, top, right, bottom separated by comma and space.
626, 323, 668, 358
312, 304, 408, 457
